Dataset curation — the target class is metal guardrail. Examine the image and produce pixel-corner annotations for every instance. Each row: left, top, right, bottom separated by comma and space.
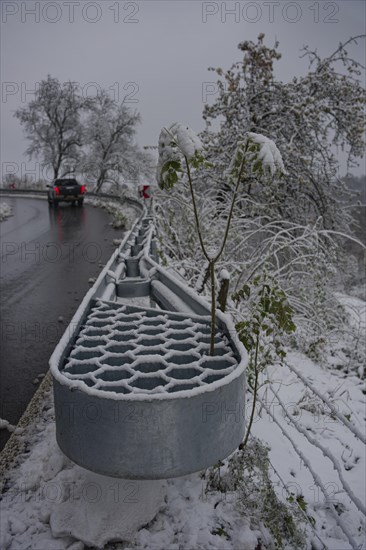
50, 208, 247, 479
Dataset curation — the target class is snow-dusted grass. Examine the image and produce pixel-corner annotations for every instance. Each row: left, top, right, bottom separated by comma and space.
319, 293, 366, 381
86, 197, 138, 230
0, 202, 12, 221
254, 344, 365, 549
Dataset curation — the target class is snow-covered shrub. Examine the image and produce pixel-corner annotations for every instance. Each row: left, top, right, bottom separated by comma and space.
205, 439, 307, 549
111, 210, 128, 229
232, 275, 296, 447
87, 197, 134, 229
156, 123, 286, 355
154, 179, 346, 348
0, 202, 12, 221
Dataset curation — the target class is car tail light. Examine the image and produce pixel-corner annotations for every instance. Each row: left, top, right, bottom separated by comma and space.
80, 185, 86, 194
55, 186, 60, 195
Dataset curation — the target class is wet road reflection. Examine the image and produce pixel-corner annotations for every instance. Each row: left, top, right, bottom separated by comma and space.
0, 197, 124, 449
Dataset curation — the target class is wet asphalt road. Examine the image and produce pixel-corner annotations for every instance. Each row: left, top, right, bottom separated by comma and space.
0, 197, 124, 449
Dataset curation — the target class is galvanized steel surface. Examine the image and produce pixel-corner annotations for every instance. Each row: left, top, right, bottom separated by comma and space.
62, 301, 238, 396
50, 208, 247, 479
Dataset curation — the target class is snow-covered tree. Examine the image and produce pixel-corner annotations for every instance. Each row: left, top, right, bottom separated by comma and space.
83, 92, 152, 194
154, 36, 366, 359
202, 34, 366, 232
15, 75, 85, 179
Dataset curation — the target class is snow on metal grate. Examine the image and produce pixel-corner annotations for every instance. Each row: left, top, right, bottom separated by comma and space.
61, 300, 238, 396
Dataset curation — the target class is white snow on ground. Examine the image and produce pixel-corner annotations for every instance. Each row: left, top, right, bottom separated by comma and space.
86, 197, 138, 230
1, 294, 365, 549
255, 352, 365, 549
0, 390, 262, 550
335, 292, 366, 330
0, 202, 12, 221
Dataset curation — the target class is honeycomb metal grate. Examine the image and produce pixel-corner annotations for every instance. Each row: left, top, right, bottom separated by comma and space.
62, 300, 238, 395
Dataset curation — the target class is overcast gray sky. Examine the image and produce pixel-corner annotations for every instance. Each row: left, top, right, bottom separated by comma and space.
1, 0, 365, 182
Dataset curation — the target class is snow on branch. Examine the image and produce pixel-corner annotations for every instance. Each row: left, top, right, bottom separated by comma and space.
285, 360, 366, 444
157, 123, 203, 189
169, 122, 203, 159
227, 132, 286, 185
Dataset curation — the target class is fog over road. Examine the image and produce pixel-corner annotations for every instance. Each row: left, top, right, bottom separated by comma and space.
0, 197, 124, 449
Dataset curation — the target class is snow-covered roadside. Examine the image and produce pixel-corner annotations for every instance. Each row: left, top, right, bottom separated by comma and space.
254, 353, 365, 549
0, 388, 299, 549
0, 202, 12, 221
0, 188, 364, 547
85, 197, 141, 230
335, 292, 366, 331
1, 297, 365, 549
0, 384, 263, 550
